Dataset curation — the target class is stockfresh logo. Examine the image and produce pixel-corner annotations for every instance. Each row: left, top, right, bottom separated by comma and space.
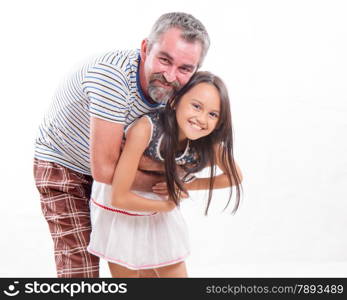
3, 281, 20, 297
3, 280, 127, 297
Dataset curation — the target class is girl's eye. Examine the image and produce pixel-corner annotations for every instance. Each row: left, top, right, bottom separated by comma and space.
209, 112, 219, 119
192, 103, 201, 110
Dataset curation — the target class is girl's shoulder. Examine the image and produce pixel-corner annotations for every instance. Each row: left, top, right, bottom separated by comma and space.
125, 115, 152, 134
142, 109, 164, 125
142, 109, 165, 137
124, 115, 153, 148
125, 110, 165, 152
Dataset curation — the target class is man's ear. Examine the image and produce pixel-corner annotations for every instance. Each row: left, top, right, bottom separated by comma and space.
140, 39, 148, 61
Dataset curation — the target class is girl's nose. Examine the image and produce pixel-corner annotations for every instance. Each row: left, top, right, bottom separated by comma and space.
196, 113, 208, 126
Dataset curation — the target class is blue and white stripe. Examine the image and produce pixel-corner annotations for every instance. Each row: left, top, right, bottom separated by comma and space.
34, 49, 165, 175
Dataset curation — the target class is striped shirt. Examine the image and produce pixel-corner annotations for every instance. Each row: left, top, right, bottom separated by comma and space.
34, 49, 165, 175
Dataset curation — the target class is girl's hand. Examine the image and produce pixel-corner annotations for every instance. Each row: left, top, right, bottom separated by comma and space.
152, 182, 189, 198
162, 199, 177, 212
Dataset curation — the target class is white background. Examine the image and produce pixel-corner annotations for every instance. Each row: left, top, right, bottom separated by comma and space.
0, 0, 346, 277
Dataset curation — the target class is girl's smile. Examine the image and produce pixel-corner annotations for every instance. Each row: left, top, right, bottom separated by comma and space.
175, 82, 221, 142
188, 119, 206, 131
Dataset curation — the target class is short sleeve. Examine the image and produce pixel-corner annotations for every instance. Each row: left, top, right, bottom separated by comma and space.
82, 61, 130, 124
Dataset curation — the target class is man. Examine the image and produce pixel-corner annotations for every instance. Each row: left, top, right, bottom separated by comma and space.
33, 12, 210, 278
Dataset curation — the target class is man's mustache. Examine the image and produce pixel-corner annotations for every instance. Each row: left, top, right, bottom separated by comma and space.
150, 73, 180, 90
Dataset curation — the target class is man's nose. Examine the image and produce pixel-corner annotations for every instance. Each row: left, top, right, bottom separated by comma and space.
163, 67, 177, 83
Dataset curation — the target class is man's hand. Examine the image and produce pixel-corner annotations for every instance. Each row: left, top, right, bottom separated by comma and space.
131, 155, 188, 198
131, 155, 166, 192
152, 182, 189, 198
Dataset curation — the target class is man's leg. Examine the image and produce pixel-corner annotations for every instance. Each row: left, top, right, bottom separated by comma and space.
34, 158, 99, 277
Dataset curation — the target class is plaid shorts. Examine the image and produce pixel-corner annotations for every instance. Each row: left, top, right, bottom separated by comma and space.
33, 158, 99, 277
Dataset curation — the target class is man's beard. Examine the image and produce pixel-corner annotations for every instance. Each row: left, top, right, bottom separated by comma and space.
148, 85, 175, 104
147, 74, 180, 104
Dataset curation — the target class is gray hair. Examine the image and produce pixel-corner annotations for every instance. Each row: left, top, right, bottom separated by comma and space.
147, 12, 210, 68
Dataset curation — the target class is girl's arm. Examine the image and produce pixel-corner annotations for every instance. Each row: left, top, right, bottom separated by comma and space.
185, 144, 243, 191
111, 117, 175, 212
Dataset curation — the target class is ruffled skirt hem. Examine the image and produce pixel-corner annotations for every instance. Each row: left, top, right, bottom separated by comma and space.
88, 247, 190, 270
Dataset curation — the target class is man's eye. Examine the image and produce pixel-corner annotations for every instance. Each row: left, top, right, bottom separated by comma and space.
159, 58, 169, 64
192, 103, 200, 109
180, 67, 190, 73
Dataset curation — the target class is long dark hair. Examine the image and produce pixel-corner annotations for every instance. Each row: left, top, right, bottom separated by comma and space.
160, 71, 242, 215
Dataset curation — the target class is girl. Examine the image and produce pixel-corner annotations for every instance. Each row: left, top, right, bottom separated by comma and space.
87, 71, 242, 277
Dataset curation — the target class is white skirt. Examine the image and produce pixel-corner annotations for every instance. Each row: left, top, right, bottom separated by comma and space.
87, 181, 190, 270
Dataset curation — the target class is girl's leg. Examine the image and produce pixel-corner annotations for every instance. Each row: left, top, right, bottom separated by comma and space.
108, 262, 139, 278
154, 261, 187, 278
139, 269, 159, 278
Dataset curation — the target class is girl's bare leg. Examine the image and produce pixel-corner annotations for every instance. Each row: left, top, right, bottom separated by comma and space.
108, 262, 139, 278
139, 269, 159, 278
154, 261, 187, 278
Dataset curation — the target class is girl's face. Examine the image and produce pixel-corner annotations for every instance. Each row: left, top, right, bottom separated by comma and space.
175, 83, 221, 141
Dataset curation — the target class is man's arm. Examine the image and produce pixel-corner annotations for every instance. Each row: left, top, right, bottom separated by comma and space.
90, 116, 168, 189
90, 117, 124, 184
90, 116, 186, 194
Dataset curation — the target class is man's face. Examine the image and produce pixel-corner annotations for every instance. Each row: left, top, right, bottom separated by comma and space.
140, 27, 202, 104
